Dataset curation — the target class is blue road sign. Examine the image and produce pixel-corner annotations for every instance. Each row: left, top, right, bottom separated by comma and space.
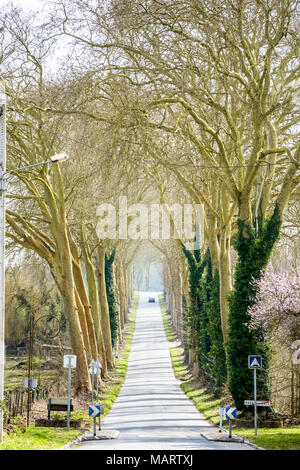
248, 355, 262, 369
89, 404, 101, 418
225, 407, 237, 420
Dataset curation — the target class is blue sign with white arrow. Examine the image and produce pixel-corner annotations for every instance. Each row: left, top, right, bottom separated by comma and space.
248, 355, 262, 369
225, 407, 237, 420
89, 404, 102, 418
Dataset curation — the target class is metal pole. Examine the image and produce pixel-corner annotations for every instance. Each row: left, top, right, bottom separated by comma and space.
219, 408, 223, 432
67, 357, 71, 431
27, 312, 33, 428
0, 86, 6, 444
96, 373, 101, 430
254, 368, 257, 437
96, 373, 99, 402
91, 371, 96, 436
229, 419, 232, 439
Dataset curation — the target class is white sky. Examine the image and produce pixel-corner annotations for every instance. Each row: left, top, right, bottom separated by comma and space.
0, 0, 72, 75
0, 0, 44, 9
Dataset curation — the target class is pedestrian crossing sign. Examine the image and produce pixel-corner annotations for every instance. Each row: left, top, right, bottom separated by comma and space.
248, 355, 262, 369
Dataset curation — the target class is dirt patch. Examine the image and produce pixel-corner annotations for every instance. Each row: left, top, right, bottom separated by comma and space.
35, 418, 84, 429
235, 419, 283, 428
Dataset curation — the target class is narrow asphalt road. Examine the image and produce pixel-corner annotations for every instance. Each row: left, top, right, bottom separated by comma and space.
78, 292, 253, 450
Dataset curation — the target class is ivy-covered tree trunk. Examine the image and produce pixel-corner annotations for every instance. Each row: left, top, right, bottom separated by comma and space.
121, 261, 129, 324
105, 251, 119, 349
182, 244, 206, 375
97, 243, 114, 368
198, 252, 212, 373
182, 294, 189, 362
227, 204, 281, 410
207, 270, 227, 395
182, 245, 227, 392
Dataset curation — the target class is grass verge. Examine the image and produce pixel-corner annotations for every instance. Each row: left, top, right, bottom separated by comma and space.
159, 294, 300, 451
0, 293, 139, 450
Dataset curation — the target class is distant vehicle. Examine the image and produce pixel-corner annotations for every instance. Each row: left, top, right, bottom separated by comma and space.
148, 297, 155, 303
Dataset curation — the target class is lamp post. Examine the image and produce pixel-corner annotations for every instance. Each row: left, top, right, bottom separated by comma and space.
95, 360, 102, 430
0, 85, 69, 442
0, 84, 6, 444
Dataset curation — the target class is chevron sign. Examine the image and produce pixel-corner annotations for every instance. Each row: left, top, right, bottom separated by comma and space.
225, 407, 237, 420
89, 405, 102, 418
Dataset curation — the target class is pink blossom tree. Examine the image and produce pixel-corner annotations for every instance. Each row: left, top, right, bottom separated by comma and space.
247, 267, 300, 348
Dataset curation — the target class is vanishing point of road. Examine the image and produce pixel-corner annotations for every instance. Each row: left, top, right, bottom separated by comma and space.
78, 292, 253, 450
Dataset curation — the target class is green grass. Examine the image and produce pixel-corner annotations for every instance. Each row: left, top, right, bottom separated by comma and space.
0, 293, 139, 451
231, 427, 300, 450
169, 346, 191, 382
0, 426, 82, 450
158, 295, 177, 342
159, 295, 300, 451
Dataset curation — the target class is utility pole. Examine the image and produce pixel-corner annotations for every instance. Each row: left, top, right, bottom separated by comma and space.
0, 83, 6, 444
26, 311, 34, 428
0, 83, 69, 443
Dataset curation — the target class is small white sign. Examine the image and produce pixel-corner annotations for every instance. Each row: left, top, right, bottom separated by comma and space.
63, 355, 77, 369
23, 378, 37, 388
89, 359, 102, 375
244, 400, 271, 407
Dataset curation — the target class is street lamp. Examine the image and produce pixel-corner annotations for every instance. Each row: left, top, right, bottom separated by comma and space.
50, 153, 69, 162
0, 86, 70, 441
1, 153, 69, 181
0, 85, 6, 445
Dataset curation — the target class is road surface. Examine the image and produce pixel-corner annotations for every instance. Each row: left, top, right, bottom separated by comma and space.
78, 292, 253, 450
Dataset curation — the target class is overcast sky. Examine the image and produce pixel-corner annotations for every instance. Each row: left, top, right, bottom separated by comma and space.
0, 0, 44, 9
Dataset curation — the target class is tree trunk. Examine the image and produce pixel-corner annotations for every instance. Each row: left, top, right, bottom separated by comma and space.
97, 243, 114, 368
74, 287, 92, 362
54, 233, 91, 392
219, 226, 232, 345
80, 226, 108, 373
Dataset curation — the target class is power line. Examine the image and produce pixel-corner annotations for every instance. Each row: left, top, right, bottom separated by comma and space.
42, 125, 295, 170
7, 106, 296, 170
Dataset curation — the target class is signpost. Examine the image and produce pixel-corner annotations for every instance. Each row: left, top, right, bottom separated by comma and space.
113, 349, 118, 367
95, 360, 102, 430
0, 85, 6, 444
218, 407, 226, 432
89, 404, 103, 419
63, 354, 77, 431
23, 378, 37, 388
244, 400, 271, 407
248, 355, 262, 437
89, 404, 100, 419
89, 360, 102, 436
225, 407, 237, 438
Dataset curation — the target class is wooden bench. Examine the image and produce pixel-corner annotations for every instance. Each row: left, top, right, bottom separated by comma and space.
47, 398, 73, 420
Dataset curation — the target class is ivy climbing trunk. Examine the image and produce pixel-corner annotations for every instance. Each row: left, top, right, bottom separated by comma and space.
227, 204, 281, 410
97, 243, 114, 369
105, 251, 119, 349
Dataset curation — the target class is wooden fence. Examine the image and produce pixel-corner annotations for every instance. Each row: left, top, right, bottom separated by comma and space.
4, 383, 56, 419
